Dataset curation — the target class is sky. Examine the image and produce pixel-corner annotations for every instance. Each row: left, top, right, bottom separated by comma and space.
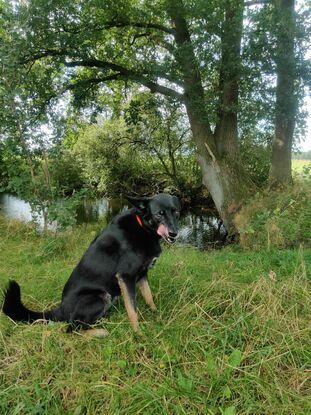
297, 0, 311, 152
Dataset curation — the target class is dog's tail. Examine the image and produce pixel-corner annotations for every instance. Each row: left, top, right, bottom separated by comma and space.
2, 280, 63, 323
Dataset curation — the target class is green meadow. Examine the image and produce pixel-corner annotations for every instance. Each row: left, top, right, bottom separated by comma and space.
292, 159, 311, 173
0, 217, 310, 415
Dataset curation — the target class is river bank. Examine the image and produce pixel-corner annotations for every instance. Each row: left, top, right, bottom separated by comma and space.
0, 193, 224, 249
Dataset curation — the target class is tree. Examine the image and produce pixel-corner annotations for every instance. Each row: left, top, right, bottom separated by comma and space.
0, 0, 248, 236
1, 0, 309, 236
243, 0, 309, 187
269, 0, 297, 187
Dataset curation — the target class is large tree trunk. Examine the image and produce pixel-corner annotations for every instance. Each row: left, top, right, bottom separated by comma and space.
168, 0, 251, 237
196, 143, 252, 237
269, 0, 296, 187
214, 0, 244, 158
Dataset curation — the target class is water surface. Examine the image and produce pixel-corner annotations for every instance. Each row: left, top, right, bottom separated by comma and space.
0, 193, 227, 249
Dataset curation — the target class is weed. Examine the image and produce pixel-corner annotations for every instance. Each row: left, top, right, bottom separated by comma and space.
235, 181, 311, 249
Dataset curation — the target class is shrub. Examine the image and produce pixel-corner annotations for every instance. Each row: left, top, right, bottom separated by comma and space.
47, 190, 87, 231
235, 181, 311, 249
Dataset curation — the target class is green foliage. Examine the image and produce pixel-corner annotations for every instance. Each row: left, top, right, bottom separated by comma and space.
292, 159, 311, 175
235, 181, 311, 249
0, 142, 9, 191
301, 162, 311, 178
241, 0, 309, 143
240, 136, 271, 187
0, 138, 32, 194
2, 0, 309, 149
72, 119, 159, 196
47, 148, 85, 196
0, 0, 310, 229
1, 144, 84, 201
35, 234, 69, 261
0, 138, 86, 230
72, 107, 202, 198
47, 190, 87, 231
124, 93, 202, 197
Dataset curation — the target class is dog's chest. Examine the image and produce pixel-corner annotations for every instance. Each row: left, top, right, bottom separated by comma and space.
147, 256, 159, 269
136, 240, 161, 271
139, 255, 159, 273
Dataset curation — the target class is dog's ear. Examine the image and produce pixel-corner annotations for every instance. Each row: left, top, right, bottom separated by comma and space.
127, 196, 150, 212
172, 195, 181, 211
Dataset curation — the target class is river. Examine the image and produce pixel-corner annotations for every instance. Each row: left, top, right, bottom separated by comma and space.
0, 193, 227, 249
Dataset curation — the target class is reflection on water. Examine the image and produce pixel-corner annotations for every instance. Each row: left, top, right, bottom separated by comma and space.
0, 193, 226, 249
177, 212, 227, 248
76, 198, 128, 224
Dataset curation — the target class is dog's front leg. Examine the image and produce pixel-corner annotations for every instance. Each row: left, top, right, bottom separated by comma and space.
137, 276, 157, 311
116, 273, 140, 334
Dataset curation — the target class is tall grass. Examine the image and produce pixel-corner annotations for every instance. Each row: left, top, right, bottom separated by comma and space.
235, 181, 311, 249
0, 217, 310, 414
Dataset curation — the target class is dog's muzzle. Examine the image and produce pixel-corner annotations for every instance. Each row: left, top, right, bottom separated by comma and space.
157, 224, 178, 244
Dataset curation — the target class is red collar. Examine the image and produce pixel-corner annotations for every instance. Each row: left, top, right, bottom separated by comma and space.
135, 215, 143, 227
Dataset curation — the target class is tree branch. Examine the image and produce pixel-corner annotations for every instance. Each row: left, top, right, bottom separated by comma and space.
64, 58, 182, 85
63, 74, 124, 92
62, 20, 174, 35
63, 70, 183, 101
106, 21, 174, 34
130, 32, 150, 46
21, 49, 74, 64
21, 49, 184, 100
64, 60, 183, 99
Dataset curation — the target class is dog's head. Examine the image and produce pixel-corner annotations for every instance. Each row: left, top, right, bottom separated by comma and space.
127, 193, 181, 243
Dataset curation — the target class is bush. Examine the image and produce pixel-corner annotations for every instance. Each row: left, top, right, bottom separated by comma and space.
47, 190, 87, 231
72, 120, 154, 196
235, 181, 311, 249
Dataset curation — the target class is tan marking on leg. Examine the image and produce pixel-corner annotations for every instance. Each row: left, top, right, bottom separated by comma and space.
83, 328, 109, 338
138, 278, 157, 311
116, 273, 140, 334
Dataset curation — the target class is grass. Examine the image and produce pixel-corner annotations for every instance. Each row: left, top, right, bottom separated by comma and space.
0, 216, 310, 415
234, 180, 311, 250
292, 159, 311, 173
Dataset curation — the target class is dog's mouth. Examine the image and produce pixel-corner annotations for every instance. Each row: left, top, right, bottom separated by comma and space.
164, 235, 177, 244
156, 224, 177, 244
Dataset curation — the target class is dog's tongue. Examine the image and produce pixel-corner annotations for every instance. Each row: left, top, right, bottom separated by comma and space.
157, 224, 169, 237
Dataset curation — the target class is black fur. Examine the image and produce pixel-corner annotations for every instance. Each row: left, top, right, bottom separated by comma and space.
2, 193, 180, 330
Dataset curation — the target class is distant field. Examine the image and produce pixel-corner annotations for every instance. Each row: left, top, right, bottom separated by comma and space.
292, 159, 311, 173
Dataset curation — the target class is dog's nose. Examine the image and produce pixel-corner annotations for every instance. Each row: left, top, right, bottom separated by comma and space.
169, 231, 177, 238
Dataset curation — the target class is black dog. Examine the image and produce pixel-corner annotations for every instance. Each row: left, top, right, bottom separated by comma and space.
2, 193, 180, 335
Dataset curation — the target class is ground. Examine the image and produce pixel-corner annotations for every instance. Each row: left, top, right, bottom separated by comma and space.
0, 217, 310, 415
